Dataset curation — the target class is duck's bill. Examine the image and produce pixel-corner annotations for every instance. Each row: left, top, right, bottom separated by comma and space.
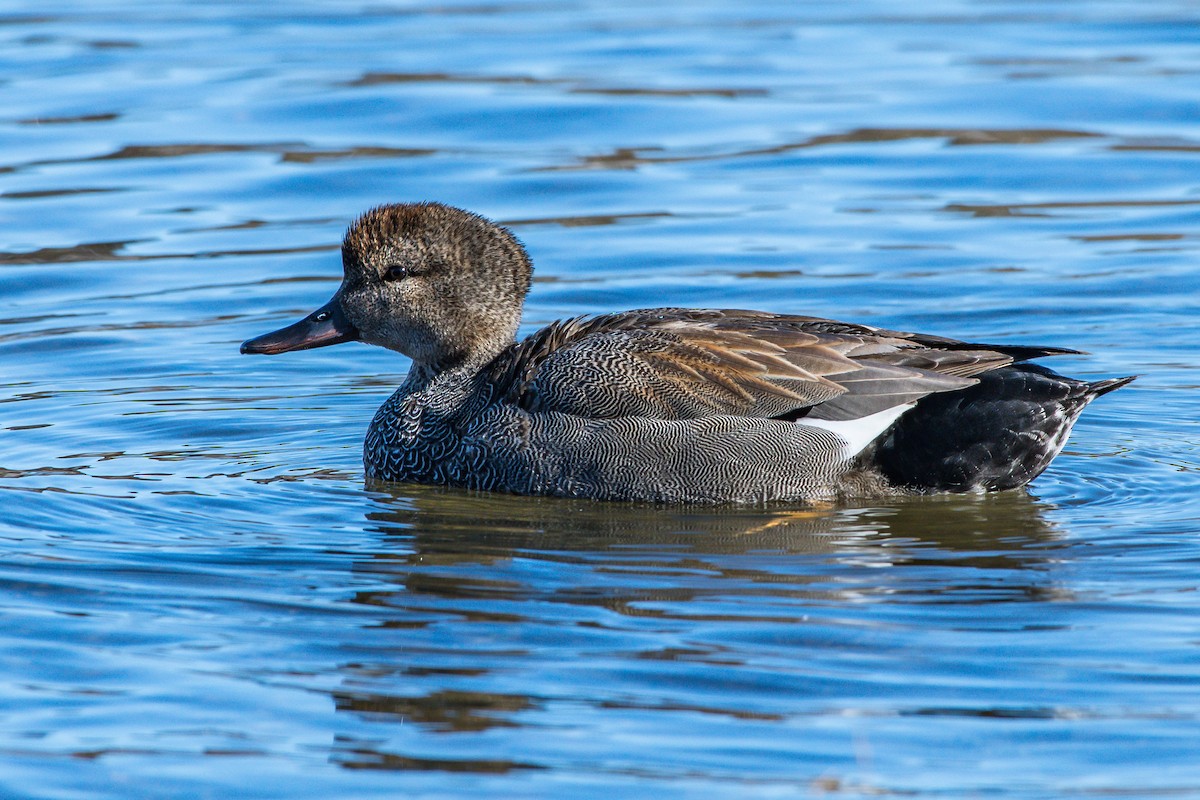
240, 297, 361, 355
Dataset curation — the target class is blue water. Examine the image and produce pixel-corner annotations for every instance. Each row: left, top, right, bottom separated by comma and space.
2, 1, 1198, 797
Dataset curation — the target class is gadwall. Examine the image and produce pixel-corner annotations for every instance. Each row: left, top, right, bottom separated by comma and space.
242, 202, 1133, 504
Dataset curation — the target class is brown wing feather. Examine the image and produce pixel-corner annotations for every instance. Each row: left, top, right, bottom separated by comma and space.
492, 308, 1057, 423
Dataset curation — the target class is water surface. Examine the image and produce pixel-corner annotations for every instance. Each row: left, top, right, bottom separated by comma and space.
2, 2, 1198, 798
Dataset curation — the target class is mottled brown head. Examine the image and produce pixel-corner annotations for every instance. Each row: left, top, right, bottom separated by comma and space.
243, 202, 533, 371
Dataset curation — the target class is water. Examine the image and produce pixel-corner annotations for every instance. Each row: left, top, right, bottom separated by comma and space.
2, 1, 1198, 797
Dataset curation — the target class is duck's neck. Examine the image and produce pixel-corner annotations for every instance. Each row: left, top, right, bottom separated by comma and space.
401, 342, 510, 394
394, 310, 522, 393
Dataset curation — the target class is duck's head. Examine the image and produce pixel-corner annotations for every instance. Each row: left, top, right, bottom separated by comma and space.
240, 202, 533, 371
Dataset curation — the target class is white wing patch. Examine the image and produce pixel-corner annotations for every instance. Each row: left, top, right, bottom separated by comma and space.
799, 403, 915, 459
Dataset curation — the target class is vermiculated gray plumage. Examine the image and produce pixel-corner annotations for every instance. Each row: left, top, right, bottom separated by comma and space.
241, 202, 1134, 504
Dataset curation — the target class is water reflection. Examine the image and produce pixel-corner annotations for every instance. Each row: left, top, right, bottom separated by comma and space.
3, 142, 437, 174
342, 69, 768, 98
333, 687, 535, 733
349, 487, 1072, 624
15, 112, 121, 125
315, 488, 1074, 771
361, 483, 1063, 568
332, 740, 543, 773
944, 197, 1200, 219
0, 239, 336, 265
535, 126, 1101, 171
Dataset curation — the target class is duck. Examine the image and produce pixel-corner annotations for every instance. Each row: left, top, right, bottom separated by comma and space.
241, 202, 1133, 504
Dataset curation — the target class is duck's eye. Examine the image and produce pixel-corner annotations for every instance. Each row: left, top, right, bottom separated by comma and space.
314, 311, 331, 322
385, 265, 409, 281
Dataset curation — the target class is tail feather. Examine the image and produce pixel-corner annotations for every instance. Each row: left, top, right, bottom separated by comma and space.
1088, 375, 1136, 398
867, 363, 1132, 493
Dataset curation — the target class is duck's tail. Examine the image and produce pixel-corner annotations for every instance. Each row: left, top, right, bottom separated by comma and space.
866, 364, 1134, 493
1087, 374, 1137, 398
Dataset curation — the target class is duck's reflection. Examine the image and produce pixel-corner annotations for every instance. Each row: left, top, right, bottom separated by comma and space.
358, 481, 1063, 568
346, 485, 1072, 628
327, 486, 1069, 772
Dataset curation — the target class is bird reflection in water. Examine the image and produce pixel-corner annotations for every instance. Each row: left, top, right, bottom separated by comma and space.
325, 486, 1070, 771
